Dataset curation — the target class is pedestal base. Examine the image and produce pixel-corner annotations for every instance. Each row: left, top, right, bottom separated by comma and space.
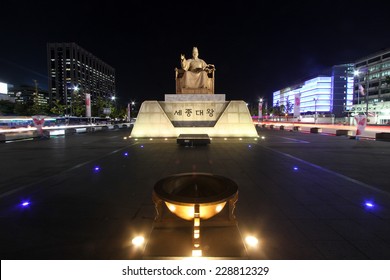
131, 95, 258, 138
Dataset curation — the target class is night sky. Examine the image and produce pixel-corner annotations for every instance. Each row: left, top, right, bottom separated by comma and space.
1, 0, 389, 107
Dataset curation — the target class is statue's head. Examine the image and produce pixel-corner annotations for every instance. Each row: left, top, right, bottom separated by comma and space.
192, 47, 199, 57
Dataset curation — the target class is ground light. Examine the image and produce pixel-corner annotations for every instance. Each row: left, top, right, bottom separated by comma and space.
192, 249, 202, 257
21, 201, 30, 207
152, 173, 239, 258
131, 236, 145, 247
364, 201, 375, 208
245, 236, 259, 248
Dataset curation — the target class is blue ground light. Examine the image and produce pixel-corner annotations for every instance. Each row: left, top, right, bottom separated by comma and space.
20, 201, 30, 207
364, 201, 375, 209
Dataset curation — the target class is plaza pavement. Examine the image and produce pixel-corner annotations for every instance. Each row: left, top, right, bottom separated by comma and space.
0, 126, 390, 260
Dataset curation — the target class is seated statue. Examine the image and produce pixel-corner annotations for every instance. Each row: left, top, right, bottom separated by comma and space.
175, 47, 215, 94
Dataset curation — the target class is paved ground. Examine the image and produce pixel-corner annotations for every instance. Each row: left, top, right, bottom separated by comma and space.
1, 127, 390, 260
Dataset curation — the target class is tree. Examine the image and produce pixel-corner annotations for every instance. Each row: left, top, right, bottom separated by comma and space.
50, 99, 65, 116
270, 101, 281, 119
93, 95, 109, 117
30, 92, 50, 115
109, 105, 127, 120
0, 100, 15, 115
30, 103, 50, 115
71, 89, 86, 117
285, 97, 294, 115
14, 102, 29, 115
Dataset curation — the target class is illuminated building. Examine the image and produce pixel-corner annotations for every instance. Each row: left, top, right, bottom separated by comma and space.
273, 64, 354, 118
353, 48, 390, 104
11, 85, 49, 106
1, 82, 49, 105
0, 82, 14, 101
47, 42, 115, 110
350, 48, 390, 124
273, 49, 390, 124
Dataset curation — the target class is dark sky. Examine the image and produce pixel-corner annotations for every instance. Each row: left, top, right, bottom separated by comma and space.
1, 0, 389, 107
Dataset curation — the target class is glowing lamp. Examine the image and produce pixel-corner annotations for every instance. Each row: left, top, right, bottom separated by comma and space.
153, 173, 238, 221
153, 173, 239, 257
192, 249, 202, 257
245, 236, 259, 247
21, 201, 30, 207
132, 236, 145, 247
365, 202, 374, 208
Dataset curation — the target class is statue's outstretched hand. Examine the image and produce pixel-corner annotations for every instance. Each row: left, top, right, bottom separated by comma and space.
207, 64, 215, 69
180, 54, 185, 61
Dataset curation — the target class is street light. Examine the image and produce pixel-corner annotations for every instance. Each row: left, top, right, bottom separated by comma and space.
64, 82, 82, 116
354, 70, 361, 105
110, 95, 117, 118
64, 83, 68, 116
313, 97, 318, 124
127, 101, 136, 122
354, 68, 369, 117
258, 98, 263, 122
71, 85, 79, 116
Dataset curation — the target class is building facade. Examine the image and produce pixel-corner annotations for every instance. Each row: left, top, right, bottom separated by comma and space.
349, 48, 390, 124
0, 82, 14, 102
47, 42, 115, 114
11, 85, 49, 106
273, 64, 354, 118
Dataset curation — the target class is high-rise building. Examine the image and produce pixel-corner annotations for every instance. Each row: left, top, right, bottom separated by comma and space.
353, 48, 390, 105
272, 47, 390, 124
272, 64, 354, 118
0, 82, 13, 102
11, 85, 49, 106
346, 48, 390, 124
47, 42, 115, 114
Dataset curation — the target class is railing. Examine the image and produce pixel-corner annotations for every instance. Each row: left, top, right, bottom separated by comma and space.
0, 122, 132, 142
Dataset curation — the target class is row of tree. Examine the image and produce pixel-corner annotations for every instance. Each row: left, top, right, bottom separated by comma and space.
247, 99, 294, 117
0, 93, 128, 119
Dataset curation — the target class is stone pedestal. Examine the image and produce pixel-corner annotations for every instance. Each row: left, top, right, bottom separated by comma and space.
130, 94, 258, 138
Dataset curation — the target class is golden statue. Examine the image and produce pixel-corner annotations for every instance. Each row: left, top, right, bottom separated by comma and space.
175, 47, 215, 94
